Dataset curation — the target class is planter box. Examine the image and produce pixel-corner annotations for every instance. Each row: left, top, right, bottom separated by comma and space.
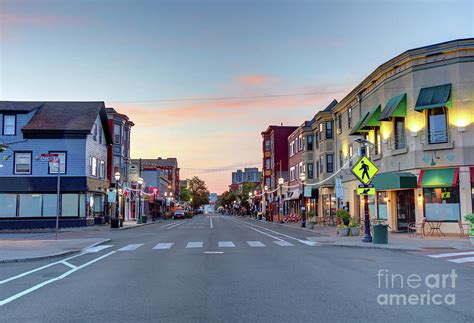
349, 227, 360, 236
338, 228, 349, 236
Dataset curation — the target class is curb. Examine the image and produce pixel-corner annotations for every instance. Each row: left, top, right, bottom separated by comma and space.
115, 220, 161, 230
0, 238, 112, 264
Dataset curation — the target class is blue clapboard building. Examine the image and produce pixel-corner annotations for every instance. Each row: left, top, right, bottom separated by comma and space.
0, 101, 113, 229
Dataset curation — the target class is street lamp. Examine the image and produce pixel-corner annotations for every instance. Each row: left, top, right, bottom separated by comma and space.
137, 177, 144, 224
278, 177, 284, 224
112, 172, 121, 228
300, 172, 306, 228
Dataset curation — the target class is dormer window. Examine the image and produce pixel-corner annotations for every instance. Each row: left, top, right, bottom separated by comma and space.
3, 115, 16, 135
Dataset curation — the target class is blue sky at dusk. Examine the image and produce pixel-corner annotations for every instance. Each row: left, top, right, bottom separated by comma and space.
1, 0, 472, 192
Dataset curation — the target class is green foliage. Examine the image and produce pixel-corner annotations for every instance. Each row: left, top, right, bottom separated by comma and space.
349, 216, 358, 228
188, 176, 210, 209
336, 208, 350, 223
180, 186, 191, 202
465, 214, 474, 223
217, 190, 238, 208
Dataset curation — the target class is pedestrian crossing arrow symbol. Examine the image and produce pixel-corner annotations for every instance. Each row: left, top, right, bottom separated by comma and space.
351, 156, 379, 186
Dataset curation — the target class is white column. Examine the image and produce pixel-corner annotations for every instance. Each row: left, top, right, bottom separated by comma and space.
459, 167, 472, 222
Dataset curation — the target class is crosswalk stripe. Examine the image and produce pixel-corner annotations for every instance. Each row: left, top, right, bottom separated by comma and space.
84, 245, 114, 253
298, 240, 318, 246
186, 242, 203, 248
273, 240, 293, 247
428, 251, 474, 258
448, 256, 474, 264
153, 243, 174, 250
118, 244, 144, 251
247, 241, 265, 247
218, 241, 235, 247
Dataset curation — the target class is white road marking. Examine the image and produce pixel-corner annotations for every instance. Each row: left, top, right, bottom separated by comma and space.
204, 251, 224, 254
84, 245, 114, 253
152, 243, 174, 250
230, 217, 320, 246
218, 241, 235, 248
0, 251, 87, 285
428, 251, 474, 258
161, 222, 179, 229
118, 244, 144, 251
186, 242, 203, 248
210, 215, 213, 228
166, 221, 187, 230
0, 251, 116, 307
247, 241, 265, 247
273, 240, 294, 247
448, 257, 474, 264
59, 261, 77, 269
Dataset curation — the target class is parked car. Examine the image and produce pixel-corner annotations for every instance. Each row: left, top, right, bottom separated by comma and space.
173, 209, 186, 219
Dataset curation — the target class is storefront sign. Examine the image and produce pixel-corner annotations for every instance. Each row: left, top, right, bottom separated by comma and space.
351, 156, 379, 186
108, 190, 116, 202
304, 186, 312, 197
335, 177, 344, 199
441, 192, 451, 199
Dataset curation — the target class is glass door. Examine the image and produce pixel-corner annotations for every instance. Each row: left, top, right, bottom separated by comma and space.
396, 190, 415, 231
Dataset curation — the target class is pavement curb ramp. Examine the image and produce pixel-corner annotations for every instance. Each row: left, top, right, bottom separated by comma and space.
0, 238, 112, 264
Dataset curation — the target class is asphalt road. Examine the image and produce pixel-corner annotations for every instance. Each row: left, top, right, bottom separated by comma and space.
1, 214, 473, 322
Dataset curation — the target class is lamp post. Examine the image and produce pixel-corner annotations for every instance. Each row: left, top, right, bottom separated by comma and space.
300, 172, 306, 228
137, 177, 143, 224
354, 137, 374, 243
153, 188, 158, 221
263, 185, 268, 221
111, 171, 121, 228
165, 192, 168, 213
248, 192, 253, 216
278, 177, 284, 224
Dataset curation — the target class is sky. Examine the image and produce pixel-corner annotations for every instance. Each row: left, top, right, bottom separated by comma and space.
1, 0, 473, 193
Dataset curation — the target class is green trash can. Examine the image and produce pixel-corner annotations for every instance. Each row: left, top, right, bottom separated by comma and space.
372, 224, 388, 244
141, 215, 147, 224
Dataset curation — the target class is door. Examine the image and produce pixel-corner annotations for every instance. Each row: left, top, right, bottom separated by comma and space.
396, 190, 415, 231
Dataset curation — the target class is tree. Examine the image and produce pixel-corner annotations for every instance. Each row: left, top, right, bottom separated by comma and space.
180, 186, 191, 202
217, 190, 237, 208
237, 182, 257, 209
188, 176, 210, 209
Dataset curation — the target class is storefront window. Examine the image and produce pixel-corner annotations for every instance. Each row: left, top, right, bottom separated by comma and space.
43, 194, 58, 217
0, 194, 17, 217
377, 191, 388, 220
19, 194, 42, 217
79, 194, 86, 218
424, 187, 460, 221
62, 194, 79, 217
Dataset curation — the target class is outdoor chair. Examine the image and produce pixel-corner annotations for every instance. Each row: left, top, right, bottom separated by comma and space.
408, 220, 425, 238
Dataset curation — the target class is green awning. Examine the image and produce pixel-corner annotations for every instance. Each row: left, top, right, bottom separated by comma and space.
373, 172, 417, 191
359, 104, 381, 130
379, 94, 407, 121
349, 111, 370, 136
415, 84, 452, 112
418, 168, 459, 188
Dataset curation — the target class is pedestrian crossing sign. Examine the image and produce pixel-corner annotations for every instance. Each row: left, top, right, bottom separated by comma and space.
351, 156, 379, 186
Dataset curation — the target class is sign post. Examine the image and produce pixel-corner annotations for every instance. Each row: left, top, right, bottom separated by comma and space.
351, 155, 379, 243
40, 154, 61, 240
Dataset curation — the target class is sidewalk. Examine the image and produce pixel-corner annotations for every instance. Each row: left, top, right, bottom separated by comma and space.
0, 238, 110, 263
250, 218, 473, 251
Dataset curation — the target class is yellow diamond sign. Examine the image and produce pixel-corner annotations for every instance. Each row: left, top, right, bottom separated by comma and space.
351, 156, 379, 186
357, 187, 375, 195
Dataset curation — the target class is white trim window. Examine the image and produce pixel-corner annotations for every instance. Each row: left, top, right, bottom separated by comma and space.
15, 152, 32, 174
49, 152, 66, 174
92, 124, 98, 141
91, 157, 97, 176
3, 115, 16, 135
99, 160, 105, 178
114, 124, 121, 144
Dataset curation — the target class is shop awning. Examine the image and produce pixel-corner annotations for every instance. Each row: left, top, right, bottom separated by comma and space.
415, 84, 452, 112
373, 172, 417, 191
359, 104, 382, 130
378, 93, 407, 121
418, 168, 459, 188
470, 167, 474, 184
349, 111, 370, 136
286, 192, 301, 201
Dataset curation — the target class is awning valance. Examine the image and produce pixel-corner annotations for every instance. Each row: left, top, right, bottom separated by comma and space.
349, 111, 370, 136
373, 172, 417, 191
359, 104, 382, 130
418, 168, 459, 188
379, 94, 407, 121
286, 191, 301, 201
415, 84, 452, 112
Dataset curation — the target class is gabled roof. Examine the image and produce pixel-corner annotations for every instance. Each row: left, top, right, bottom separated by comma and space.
0, 101, 113, 145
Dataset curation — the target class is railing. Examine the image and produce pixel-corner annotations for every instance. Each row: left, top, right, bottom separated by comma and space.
420, 129, 449, 145
387, 134, 407, 150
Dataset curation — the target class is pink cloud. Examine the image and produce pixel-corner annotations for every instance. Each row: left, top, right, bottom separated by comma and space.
234, 74, 275, 86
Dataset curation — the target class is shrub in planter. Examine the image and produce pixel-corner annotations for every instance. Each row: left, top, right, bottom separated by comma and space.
348, 217, 359, 236
336, 209, 350, 226
465, 214, 474, 246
